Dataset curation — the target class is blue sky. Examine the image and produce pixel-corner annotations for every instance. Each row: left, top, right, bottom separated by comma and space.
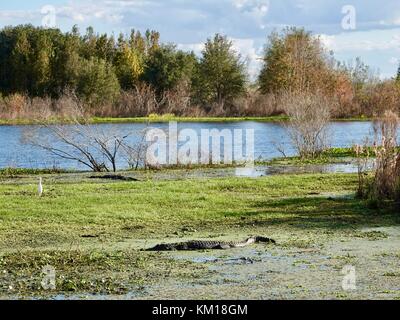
1, 0, 400, 79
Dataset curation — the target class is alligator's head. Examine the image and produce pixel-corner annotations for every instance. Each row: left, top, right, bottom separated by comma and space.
254, 236, 276, 244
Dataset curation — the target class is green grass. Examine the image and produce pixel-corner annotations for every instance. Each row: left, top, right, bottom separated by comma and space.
324, 147, 400, 158
258, 147, 400, 166
0, 172, 398, 297
324, 147, 357, 158
0, 115, 289, 125
0, 249, 207, 296
0, 168, 70, 176
259, 148, 357, 166
91, 115, 290, 123
0, 173, 397, 251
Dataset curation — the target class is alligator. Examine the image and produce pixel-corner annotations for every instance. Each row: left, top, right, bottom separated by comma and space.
89, 175, 139, 181
146, 236, 276, 251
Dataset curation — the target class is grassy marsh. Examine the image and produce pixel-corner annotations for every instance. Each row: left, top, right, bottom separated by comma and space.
0, 172, 399, 299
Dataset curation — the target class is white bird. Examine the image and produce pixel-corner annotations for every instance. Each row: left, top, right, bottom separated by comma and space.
38, 177, 43, 197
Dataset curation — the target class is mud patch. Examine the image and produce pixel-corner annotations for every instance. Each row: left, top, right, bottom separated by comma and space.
139, 227, 400, 300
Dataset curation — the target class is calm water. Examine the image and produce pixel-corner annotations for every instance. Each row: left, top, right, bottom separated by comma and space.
0, 121, 384, 170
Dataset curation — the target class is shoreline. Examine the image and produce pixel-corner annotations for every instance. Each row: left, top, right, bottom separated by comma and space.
0, 115, 373, 126
0, 148, 373, 176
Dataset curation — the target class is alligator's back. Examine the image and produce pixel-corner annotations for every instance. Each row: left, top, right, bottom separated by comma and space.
146, 236, 275, 251
147, 240, 230, 251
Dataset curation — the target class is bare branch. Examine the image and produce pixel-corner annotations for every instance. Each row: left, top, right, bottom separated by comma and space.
22, 103, 130, 172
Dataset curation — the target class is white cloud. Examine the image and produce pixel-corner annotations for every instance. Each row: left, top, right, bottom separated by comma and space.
232, 0, 270, 29
233, 0, 269, 16
0, 10, 38, 21
177, 43, 205, 55
231, 38, 263, 80
56, 1, 125, 24
319, 29, 400, 52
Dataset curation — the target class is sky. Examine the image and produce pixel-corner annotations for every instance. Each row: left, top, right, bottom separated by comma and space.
1, 0, 400, 79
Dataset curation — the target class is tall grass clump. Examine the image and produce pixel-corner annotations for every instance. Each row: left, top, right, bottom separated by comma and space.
356, 111, 400, 205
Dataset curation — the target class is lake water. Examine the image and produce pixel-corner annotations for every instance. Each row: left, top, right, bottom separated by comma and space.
0, 121, 385, 170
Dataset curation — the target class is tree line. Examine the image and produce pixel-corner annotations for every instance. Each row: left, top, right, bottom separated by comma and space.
0, 24, 399, 119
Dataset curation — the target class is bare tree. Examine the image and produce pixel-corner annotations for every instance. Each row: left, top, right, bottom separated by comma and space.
281, 92, 334, 159
272, 138, 288, 159
121, 126, 151, 170
22, 103, 130, 172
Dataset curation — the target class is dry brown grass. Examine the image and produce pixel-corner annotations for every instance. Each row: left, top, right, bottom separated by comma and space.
0, 92, 85, 121
358, 81, 400, 117
353, 142, 372, 199
356, 111, 400, 204
371, 111, 400, 201
1, 83, 399, 120
0, 94, 52, 120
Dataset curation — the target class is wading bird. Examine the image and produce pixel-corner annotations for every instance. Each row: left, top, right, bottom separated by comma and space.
38, 177, 43, 197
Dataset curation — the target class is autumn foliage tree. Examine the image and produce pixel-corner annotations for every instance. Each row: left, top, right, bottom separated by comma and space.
258, 28, 338, 95
257, 28, 385, 118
